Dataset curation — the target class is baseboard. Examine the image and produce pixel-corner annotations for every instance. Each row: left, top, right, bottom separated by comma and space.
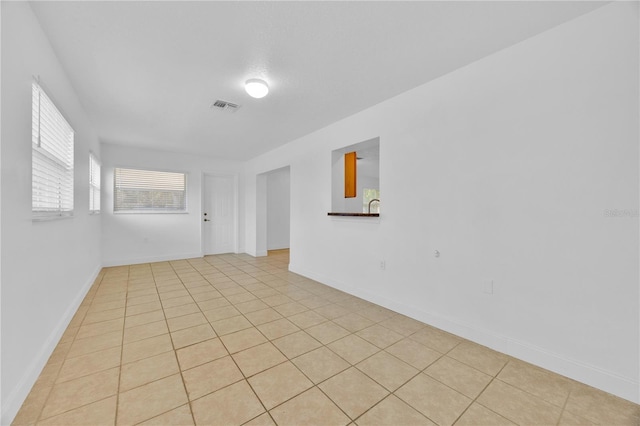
1, 264, 102, 425
102, 252, 204, 267
288, 262, 639, 404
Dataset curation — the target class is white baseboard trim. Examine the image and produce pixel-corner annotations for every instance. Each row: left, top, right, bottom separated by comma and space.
289, 262, 639, 404
1, 265, 102, 425
102, 252, 204, 267
255, 250, 268, 257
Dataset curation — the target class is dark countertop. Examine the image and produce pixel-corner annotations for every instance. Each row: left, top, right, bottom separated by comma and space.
327, 212, 379, 217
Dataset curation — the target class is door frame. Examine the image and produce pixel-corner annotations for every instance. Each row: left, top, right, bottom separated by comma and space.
201, 172, 239, 256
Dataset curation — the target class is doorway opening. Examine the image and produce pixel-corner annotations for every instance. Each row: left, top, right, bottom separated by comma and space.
256, 166, 291, 257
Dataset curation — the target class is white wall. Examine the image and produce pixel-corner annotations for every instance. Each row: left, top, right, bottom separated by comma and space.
244, 2, 639, 403
1, 3, 103, 422
267, 167, 290, 250
101, 143, 242, 266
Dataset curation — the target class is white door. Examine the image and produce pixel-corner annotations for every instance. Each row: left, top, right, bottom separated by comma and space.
203, 174, 236, 255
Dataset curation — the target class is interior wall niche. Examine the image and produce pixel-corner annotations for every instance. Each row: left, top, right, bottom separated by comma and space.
331, 137, 380, 213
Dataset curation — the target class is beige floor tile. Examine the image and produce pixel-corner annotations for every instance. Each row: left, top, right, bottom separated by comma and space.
182, 355, 244, 400
497, 359, 572, 407
196, 296, 231, 311
191, 380, 265, 425
89, 299, 126, 313
262, 294, 294, 307
166, 312, 207, 332
66, 330, 122, 359
12, 385, 52, 425
355, 395, 435, 426
425, 356, 492, 398
357, 351, 418, 391
170, 323, 216, 349
378, 315, 425, 336
245, 308, 284, 326
120, 351, 179, 392
333, 313, 374, 333
448, 342, 509, 376
564, 383, 640, 425
164, 303, 200, 319
138, 404, 194, 426
557, 409, 596, 425
356, 324, 404, 349
122, 334, 174, 364
204, 306, 241, 322
288, 310, 327, 329
161, 295, 196, 310
306, 321, 350, 344
244, 412, 276, 426
126, 301, 163, 317
124, 310, 165, 329
328, 334, 379, 365
257, 318, 300, 340
319, 367, 389, 419
476, 380, 562, 425
273, 330, 322, 359
227, 292, 258, 304
75, 318, 124, 340
127, 294, 160, 307
123, 320, 168, 344
176, 338, 229, 370
357, 306, 396, 323
232, 342, 287, 377
37, 395, 116, 426
83, 307, 126, 325
314, 304, 351, 320
292, 346, 350, 384
117, 374, 188, 425
409, 326, 462, 353
56, 346, 121, 383
210, 315, 254, 335
298, 296, 332, 310
385, 338, 441, 370
235, 299, 269, 314
454, 403, 515, 426
273, 301, 308, 317
269, 387, 350, 426
248, 361, 313, 409
220, 327, 267, 353
396, 373, 471, 426
40, 368, 119, 420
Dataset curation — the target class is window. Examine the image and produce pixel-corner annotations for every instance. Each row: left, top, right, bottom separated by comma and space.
32, 81, 74, 218
89, 153, 101, 213
114, 168, 187, 212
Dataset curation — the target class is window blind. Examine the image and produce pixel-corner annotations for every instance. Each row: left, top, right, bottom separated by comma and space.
89, 153, 101, 213
32, 81, 75, 218
114, 168, 187, 212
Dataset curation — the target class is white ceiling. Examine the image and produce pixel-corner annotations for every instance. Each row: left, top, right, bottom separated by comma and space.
30, 1, 604, 161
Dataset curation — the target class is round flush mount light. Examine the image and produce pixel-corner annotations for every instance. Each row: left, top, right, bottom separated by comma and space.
245, 78, 269, 99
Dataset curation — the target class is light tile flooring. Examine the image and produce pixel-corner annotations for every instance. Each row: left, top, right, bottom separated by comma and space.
13, 250, 640, 425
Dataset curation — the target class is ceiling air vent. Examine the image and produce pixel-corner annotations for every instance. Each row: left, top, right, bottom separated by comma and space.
210, 100, 240, 113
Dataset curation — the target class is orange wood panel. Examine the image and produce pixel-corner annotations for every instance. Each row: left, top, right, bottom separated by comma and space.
344, 151, 357, 198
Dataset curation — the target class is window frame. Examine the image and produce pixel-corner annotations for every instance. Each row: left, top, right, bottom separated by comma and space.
32, 80, 75, 220
113, 167, 188, 214
89, 152, 101, 214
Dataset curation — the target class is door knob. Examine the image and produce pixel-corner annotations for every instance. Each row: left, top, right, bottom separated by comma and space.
204, 219, 210, 222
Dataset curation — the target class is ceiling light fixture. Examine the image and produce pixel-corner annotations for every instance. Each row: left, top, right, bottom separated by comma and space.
245, 78, 269, 99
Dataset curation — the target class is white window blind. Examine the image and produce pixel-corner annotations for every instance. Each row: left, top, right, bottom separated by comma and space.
89, 153, 101, 213
32, 81, 74, 218
114, 168, 187, 212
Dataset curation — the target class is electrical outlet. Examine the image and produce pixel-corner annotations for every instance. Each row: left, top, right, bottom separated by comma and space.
482, 280, 494, 294
380, 260, 386, 270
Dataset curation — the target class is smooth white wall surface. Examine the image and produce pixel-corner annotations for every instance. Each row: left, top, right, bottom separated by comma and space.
101, 143, 242, 266
1, 3, 103, 422
244, 3, 639, 403
267, 167, 291, 250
